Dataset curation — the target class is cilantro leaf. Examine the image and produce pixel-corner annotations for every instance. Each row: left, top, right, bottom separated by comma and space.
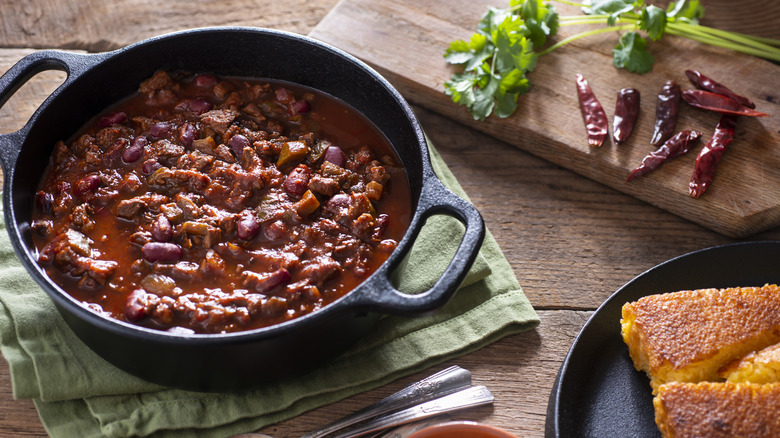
582, 0, 634, 25
443, 40, 474, 65
471, 75, 501, 120
494, 15, 528, 71
612, 31, 654, 73
639, 5, 667, 40
499, 68, 530, 95
444, 73, 478, 108
495, 90, 520, 118
443, 33, 493, 71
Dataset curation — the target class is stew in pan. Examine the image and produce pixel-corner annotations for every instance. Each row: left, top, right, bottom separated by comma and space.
30, 71, 411, 334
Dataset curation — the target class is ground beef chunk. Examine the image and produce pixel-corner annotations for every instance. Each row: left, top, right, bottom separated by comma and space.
201, 109, 239, 134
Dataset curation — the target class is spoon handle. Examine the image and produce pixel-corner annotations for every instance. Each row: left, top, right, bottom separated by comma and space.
328, 385, 494, 438
301, 366, 472, 438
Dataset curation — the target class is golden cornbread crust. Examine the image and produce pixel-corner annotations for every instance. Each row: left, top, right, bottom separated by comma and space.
621, 284, 780, 391
655, 382, 780, 437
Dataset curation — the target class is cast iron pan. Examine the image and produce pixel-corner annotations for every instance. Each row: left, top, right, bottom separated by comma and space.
0, 27, 485, 391
546, 240, 780, 437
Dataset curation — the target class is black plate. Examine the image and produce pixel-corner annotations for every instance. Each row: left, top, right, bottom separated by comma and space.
545, 240, 780, 438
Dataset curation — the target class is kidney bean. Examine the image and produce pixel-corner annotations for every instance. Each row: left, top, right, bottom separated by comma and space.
229, 134, 251, 157
372, 214, 390, 241
324, 193, 351, 214
125, 289, 150, 321
142, 159, 162, 175
122, 142, 144, 163
132, 135, 148, 148
323, 146, 346, 168
193, 74, 218, 88
284, 164, 311, 196
290, 100, 310, 115
142, 242, 182, 263
178, 123, 197, 147
151, 215, 173, 242
98, 111, 127, 128
236, 212, 260, 240
244, 268, 291, 294
150, 122, 173, 139
263, 220, 288, 241
74, 174, 101, 196
176, 98, 213, 115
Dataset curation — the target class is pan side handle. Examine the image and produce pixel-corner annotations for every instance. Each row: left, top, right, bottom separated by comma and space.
0, 50, 94, 174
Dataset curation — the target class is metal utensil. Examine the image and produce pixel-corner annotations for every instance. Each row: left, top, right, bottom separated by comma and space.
371, 415, 453, 438
300, 365, 472, 438
327, 385, 494, 438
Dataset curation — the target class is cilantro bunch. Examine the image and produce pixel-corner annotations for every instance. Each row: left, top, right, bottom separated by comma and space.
444, 0, 780, 120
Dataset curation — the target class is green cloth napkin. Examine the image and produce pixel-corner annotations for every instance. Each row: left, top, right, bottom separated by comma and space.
0, 142, 539, 438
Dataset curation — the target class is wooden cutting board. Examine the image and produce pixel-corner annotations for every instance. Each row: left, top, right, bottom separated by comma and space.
309, 0, 780, 238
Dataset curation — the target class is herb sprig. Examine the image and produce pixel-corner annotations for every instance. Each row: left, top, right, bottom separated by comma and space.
444, 0, 780, 120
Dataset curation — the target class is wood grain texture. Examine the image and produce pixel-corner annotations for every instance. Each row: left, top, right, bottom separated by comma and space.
310, 0, 780, 238
0, 0, 340, 51
1, 0, 780, 436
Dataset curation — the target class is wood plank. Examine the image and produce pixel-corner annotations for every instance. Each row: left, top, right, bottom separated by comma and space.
0, 0, 340, 51
0, 359, 46, 437
414, 105, 780, 310
310, 0, 780, 238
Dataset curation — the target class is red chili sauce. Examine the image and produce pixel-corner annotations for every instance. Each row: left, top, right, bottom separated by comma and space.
30, 71, 411, 334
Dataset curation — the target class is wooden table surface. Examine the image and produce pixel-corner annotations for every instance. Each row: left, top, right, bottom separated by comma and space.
0, 1, 778, 437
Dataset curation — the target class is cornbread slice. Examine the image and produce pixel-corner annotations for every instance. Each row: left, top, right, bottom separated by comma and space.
654, 382, 780, 437
621, 284, 780, 392
720, 342, 780, 384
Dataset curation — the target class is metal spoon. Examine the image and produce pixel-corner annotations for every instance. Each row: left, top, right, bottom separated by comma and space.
325, 385, 494, 438
231, 366, 474, 438
300, 365, 473, 438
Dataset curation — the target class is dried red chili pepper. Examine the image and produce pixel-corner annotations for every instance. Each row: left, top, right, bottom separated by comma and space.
626, 130, 702, 181
689, 115, 738, 198
612, 88, 640, 144
650, 80, 682, 146
575, 74, 608, 147
685, 70, 755, 109
682, 90, 769, 118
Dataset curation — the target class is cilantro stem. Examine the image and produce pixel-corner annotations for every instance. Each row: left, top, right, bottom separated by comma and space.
665, 26, 780, 62
538, 24, 637, 56
674, 22, 780, 49
547, 0, 582, 7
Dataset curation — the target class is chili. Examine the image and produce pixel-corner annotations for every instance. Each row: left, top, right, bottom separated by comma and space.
31, 71, 412, 334
689, 115, 738, 198
612, 88, 640, 144
650, 80, 682, 146
681, 90, 769, 117
685, 69, 756, 109
575, 74, 608, 147
626, 130, 702, 181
